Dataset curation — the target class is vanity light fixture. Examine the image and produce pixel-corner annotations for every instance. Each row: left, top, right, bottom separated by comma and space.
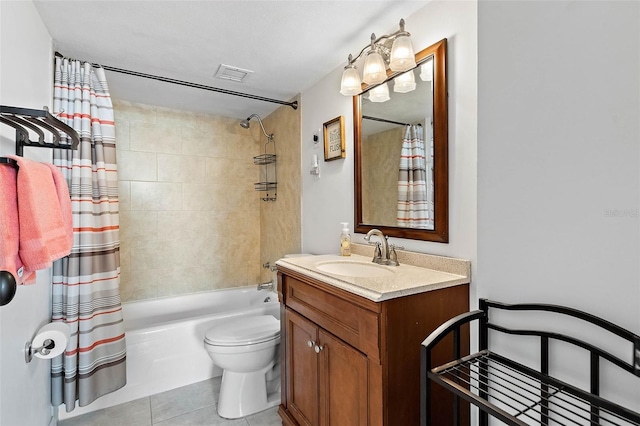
393, 70, 416, 93
339, 18, 416, 96
340, 63, 362, 96
420, 58, 433, 82
362, 47, 387, 85
369, 82, 390, 102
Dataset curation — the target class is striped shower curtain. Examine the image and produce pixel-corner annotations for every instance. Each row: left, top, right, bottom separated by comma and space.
51, 57, 126, 411
397, 124, 434, 229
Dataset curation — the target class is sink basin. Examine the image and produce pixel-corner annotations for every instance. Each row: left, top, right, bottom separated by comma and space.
315, 260, 395, 278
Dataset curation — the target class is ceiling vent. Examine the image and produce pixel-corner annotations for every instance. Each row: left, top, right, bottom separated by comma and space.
214, 64, 254, 83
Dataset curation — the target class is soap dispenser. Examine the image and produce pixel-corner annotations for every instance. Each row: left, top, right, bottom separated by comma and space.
340, 222, 351, 256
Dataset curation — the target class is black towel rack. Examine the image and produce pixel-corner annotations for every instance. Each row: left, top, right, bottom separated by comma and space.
0, 105, 80, 307
0, 157, 18, 167
0, 105, 80, 156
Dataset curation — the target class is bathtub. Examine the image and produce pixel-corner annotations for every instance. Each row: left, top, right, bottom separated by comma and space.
58, 285, 279, 420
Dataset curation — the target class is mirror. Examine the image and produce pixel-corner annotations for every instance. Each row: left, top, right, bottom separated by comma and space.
354, 38, 448, 242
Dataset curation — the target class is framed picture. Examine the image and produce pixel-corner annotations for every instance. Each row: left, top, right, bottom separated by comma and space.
323, 116, 345, 161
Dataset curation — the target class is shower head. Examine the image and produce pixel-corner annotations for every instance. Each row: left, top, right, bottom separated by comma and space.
239, 114, 272, 139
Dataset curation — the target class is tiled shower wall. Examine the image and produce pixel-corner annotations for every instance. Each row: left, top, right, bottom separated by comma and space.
261, 99, 302, 282
114, 100, 263, 302
361, 126, 404, 225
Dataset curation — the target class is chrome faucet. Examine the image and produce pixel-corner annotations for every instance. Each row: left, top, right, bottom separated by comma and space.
257, 280, 274, 291
364, 229, 401, 266
365, 229, 389, 264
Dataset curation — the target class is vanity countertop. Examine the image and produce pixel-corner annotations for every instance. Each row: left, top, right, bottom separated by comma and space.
275, 251, 470, 302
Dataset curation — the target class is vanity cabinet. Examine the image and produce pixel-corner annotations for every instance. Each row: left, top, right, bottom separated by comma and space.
286, 309, 369, 425
277, 267, 470, 426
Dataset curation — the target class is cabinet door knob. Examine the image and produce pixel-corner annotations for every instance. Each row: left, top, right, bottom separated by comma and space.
314, 345, 324, 353
307, 340, 314, 348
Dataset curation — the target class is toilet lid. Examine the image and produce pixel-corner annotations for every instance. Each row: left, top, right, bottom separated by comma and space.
205, 315, 280, 346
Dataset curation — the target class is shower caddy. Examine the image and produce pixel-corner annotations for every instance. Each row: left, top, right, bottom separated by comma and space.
0, 104, 80, 306
421, 298, 640, 426
254, 133, 277, 201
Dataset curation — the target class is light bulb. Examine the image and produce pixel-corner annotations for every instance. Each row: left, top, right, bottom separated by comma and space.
362, 49, 387, 85
389, 34, 416, 72
340, 65, 362, 96
369, 83, 390, 103
420, 59, 433, 82
393, 70, 416, 93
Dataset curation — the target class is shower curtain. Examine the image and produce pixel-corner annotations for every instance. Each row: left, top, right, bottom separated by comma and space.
397, 124, 433, 229
51, 57, 126, 411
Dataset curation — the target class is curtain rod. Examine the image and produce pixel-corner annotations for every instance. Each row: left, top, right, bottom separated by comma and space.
54, 52, 298, 110
362, 115, 409, 126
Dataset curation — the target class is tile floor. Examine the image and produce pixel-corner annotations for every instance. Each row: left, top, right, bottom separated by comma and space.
58, 377, 281, 426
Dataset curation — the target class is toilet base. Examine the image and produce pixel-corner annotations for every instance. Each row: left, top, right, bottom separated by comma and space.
217, 362, 281, 419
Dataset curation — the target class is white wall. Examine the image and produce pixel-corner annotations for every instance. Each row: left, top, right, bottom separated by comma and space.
300, 0, 478, 262
478, 0, 639, 411
0, 2, 56, 425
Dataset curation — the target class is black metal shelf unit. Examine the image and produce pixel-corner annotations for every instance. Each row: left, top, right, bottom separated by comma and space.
421, 299, 640, 426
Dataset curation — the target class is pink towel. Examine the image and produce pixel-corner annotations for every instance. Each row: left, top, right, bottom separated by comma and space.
42, 163, 74, 250
6, 155, 73, 275
0, 165, 31, 285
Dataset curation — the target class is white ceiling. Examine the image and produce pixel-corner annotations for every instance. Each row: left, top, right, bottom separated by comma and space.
33, 0, 429, 120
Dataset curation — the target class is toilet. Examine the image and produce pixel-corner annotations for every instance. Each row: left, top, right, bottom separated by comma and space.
203, 315, 281, 419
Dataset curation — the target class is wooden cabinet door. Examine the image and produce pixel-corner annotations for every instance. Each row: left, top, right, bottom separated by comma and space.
318, 330, 369, 426
286, 309, 320, 426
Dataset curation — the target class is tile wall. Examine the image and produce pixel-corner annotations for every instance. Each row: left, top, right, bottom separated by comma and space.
361, 126, 404, 225
260, 99, 302, 282
114, 100, 263, 301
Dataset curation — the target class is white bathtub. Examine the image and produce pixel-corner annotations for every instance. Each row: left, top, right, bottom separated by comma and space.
58, 286, 280, 420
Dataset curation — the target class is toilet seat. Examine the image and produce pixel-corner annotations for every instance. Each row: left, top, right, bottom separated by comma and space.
205, 315, 280, 346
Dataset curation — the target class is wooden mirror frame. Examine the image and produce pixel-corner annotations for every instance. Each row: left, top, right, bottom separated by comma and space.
354, 38, 448, 242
